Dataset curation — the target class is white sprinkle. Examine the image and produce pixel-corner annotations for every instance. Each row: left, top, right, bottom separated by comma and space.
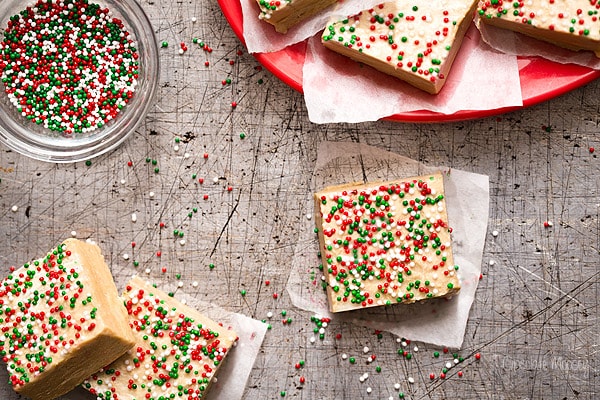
174, 144, 179, 152
11, 205, 18, 212
123, 253, 130, 260
408, 377, 415, 384
363, 346, 369, 353
489, 259, 495, 266
144, 268, 151, 274
266, 312, 273, 318
309, 337, 316, 343
191, 17, 197, 22
492, 230, 498, 237
213, 176, 219, 183
179, 239, 186, 246
149, 191, 155, 198
306, 213, 312, 220
178, 48, 184, 55
192, 281, 198, 287
446, 361, 452, 369
178, 281, 183, 288
341, 354, 348, 360
413, 345, 419, 352
394, 383, 400, 390
131, 213, 137, 222
120, 179, 126, 184
70, 230, 77, 237
366, 387, 372, 394
184, 152, 190, 159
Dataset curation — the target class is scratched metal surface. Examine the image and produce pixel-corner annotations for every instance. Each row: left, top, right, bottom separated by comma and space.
0, 0, 599, 399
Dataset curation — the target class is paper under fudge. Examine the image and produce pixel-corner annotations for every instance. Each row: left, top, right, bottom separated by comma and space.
0, 239, 136, 400
322, 1, 479, 94
314, 172, 461, 313
83, 276, 238, 400
477, 0, 600, 57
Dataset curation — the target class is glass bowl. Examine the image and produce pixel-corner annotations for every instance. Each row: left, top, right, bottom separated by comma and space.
0, 0, 159, 163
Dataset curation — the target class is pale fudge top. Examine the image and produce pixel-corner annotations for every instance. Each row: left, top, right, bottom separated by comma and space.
83, 276, 238, 400
257, 0, 293, 19
314, 173, 460, 313
478, 0, 600, 43
0, 238, 135, 400
257, 0, 339, 33
322, 1, 478, 93
478, 0, 600, 57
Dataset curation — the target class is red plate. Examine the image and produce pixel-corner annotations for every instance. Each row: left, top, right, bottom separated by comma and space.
218, 0, 600, 122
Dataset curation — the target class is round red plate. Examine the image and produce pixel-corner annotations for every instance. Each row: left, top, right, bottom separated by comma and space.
219, 0, 600, 122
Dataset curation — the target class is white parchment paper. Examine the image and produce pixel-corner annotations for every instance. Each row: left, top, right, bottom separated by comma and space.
287, 142, 489, 348
303, 25, 522, 123
475, 15, 600, 70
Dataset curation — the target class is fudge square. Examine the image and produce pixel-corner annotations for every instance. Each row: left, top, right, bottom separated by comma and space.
313, 172, 461, 313
322, 1, 479, 94
83, 276, 238, 400
477, 0, 600, 56
0, 239, 136, 400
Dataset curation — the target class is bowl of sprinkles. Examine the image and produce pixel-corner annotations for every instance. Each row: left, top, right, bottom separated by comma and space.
0, 0, 159, 162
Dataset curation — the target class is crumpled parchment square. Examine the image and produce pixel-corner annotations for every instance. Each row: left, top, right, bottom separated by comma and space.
474, 15, 600, 70
302, 24, 522, 123
287, 142, 489, 348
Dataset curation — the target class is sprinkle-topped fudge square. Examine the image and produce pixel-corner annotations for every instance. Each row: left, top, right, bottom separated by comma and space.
0, 239, 136, 400
477, 0, 600, 56
313, 173, 461, 313
83, 276, 238, 400
257, 0, 339, 33
322, 1, 479, 94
